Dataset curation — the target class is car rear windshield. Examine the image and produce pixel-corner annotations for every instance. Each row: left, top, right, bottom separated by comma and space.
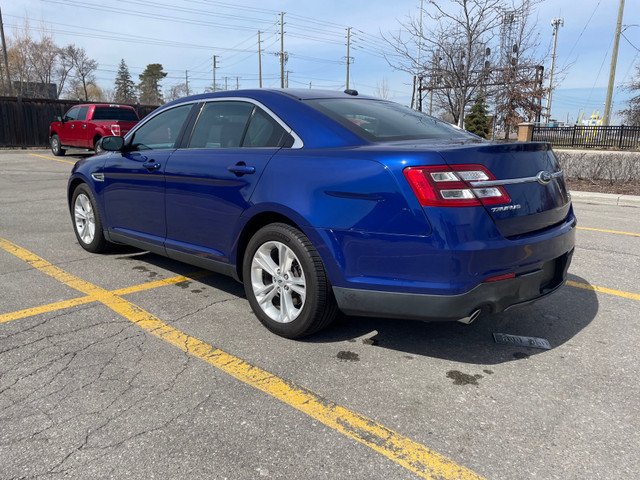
92, 107, 139, 121
306, 98, 473, 142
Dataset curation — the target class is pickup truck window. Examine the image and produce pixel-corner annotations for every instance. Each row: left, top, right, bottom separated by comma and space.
64, 106, 80, 121
93, 107, 139, 122
77, 106, 89, 121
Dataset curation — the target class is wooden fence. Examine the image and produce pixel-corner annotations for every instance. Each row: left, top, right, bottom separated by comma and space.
0, 96, 158, 148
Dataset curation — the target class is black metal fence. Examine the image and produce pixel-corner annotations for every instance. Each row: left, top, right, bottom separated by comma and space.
0, 96, 159, 148
532, 125, 640, 150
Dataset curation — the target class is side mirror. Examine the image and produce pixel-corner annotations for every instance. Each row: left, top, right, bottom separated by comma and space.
101, 136, 125, 152
54, 115, 63, 122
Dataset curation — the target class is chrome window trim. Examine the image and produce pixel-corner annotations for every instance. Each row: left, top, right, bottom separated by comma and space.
469, 170, 563, 188
125, 97, 303, 149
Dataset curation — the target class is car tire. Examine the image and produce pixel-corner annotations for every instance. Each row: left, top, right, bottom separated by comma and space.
50, 134, 65, 156
243, 223, 338, 339
71, 184, 110, 253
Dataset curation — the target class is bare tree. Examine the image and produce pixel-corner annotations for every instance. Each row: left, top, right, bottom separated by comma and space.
55, 45, 75, 98
165, 83, 188, 102
29, 33, 58, 97
375, 77, 391, 99
493, 2, 547, 138
4, 19, 85, 98
6, 20, 33, 95
383, 0, 505, 126
620, 65, 640, 126
66, 46, 98, 101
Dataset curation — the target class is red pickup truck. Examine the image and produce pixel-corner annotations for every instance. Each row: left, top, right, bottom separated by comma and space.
49, 104, 139, 156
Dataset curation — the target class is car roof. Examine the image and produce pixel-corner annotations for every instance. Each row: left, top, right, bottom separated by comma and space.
164, 88, 376, 106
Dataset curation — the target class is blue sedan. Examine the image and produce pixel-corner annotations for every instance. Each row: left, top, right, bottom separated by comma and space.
67, 89, 575, 338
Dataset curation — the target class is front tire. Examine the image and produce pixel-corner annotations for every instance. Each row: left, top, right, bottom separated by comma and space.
71, 184, 110, 253
50, 134, 65, 156
243, 223, 337, 339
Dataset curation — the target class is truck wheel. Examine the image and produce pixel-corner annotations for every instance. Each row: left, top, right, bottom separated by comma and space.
50, 134, 65, 156
243, 223, 338, 339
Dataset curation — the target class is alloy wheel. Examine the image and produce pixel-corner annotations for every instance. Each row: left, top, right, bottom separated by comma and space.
250, 241, 306, 323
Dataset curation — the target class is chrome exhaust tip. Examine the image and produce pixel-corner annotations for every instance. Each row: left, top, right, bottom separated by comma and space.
458, 309, 482, 325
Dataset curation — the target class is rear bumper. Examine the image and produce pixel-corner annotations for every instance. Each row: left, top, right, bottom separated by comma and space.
333, 249, 573, 321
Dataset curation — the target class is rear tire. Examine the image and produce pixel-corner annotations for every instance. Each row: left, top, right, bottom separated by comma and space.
50, 134, 65, 156
71, 184, 110, 253
243, 223, 338, 339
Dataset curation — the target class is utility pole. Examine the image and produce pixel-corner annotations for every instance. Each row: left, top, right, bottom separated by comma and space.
286, 70, 290, 88
0, 7, 12, 95
236, 76, 239, 90
224, 76, 228, 90
258, 30, 263, 88
213, 55, 219, 92
415, 0, 424, 110
345, 27, 352, 90
545, 17, 564, 124
603, 0, 625, 126
280, 12, 285, 88
185, 70, 189, 96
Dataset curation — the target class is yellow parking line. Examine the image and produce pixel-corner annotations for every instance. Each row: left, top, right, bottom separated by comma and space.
0, 296, 94, 324
28, 152, 76, 165
113, 270, 210, 295
567, 280, 640, 301
0, 237, 485, 480
577, 227, 640, 237
0, 271, 211, 324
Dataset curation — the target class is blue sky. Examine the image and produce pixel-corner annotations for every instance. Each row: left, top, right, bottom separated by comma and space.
3, 0, 639, 124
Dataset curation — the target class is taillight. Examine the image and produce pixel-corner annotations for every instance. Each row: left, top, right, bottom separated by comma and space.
403, 164, 510, 207
110, 124, 121, 136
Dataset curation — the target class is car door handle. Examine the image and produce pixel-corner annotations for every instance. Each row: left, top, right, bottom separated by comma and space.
142, 161, 161, 170
227, 163, 255, 176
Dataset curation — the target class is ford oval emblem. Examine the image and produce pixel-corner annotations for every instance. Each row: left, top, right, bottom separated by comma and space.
536, 171, 552, 185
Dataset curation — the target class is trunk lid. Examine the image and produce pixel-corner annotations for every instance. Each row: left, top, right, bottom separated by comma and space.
437, 142, 571, 237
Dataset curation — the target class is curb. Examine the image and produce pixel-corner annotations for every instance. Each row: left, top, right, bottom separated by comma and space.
570, 191, 640, 208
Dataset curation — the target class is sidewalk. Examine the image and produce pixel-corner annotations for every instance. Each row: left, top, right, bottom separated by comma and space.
570, 190, 640, 208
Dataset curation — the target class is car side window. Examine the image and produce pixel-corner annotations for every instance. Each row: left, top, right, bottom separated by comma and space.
243, 108, 292, 148
188, 101, 254, 149
77, 106, 89, 121
64, 107, 79, 121
130, 104, 192, 151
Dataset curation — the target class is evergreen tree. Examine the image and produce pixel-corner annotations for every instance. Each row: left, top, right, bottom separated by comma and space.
138, 63, 167, 105
464, 96, 490, 139
114, 59, 137, 104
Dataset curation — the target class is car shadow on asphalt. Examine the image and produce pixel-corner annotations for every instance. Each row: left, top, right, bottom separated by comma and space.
102, 247, 598, 366
308, 273, 598, 365
106, 247, 246, 297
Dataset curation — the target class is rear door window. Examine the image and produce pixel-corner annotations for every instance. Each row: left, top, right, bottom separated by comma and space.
77, 106, 89, 121
243, 108, 292, 147
188, 101, 293, 149
188, 101, 253, 149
